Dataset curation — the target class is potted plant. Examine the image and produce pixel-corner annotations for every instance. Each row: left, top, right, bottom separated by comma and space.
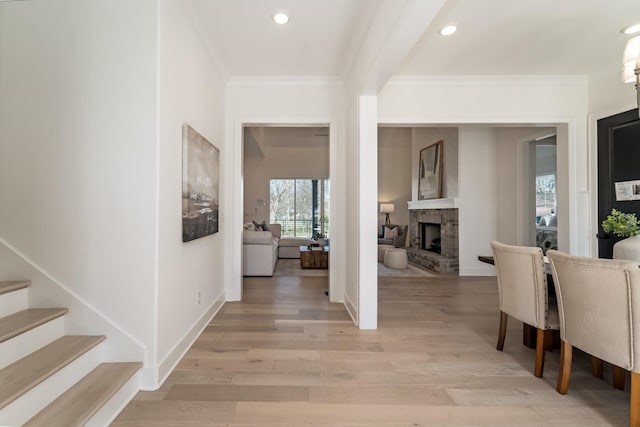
602, 209, 640, 261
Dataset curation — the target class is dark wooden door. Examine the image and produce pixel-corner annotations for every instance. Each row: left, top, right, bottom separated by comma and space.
597, 108, 640, 258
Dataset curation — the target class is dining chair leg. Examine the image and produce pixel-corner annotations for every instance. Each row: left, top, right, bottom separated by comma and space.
543, 329, 553, 351
591, 356, 603, 379
631, 371, 640, 427
497, 311, 507, 351
557, 340, 572, 394
613, 365, 626, 391
534, 328, 546, 378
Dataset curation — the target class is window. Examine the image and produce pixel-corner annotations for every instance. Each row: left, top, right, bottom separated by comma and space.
270, 179, 329, 238
535, 173, 556, 222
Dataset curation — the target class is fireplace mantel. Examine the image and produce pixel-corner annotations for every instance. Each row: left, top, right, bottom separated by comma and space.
408, 198, 459, 210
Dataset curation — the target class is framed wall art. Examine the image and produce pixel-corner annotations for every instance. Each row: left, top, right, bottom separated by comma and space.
418, 140, 443, 200
182, 124, 219, 242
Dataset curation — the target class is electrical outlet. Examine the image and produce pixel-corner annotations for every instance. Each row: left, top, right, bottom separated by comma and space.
197, 290, 201, 304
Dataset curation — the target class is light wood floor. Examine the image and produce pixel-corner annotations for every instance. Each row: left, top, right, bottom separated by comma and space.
113, 274, 630, 426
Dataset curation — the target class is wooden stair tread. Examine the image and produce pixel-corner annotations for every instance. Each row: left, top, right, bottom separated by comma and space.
24, 362, 142, 427
0, 280, 30, 295
0, 335, 105, 409
0, 308, 68, 343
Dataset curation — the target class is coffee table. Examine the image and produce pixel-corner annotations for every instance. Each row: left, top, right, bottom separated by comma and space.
299, 246, 329, 269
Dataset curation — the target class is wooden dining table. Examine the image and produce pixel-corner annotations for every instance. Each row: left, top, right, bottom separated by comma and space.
478, 255, 559, 349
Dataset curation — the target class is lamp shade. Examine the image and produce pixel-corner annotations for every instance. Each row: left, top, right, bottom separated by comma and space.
623, 35, 640, 82
623, 36, 640, 66
380, 203, 395, 214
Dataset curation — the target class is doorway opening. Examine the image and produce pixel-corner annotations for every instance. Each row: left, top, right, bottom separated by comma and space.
530, 136, 558, 254
241, 125, 331, 291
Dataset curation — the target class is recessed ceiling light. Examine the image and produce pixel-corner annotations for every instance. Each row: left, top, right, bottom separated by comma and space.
440, 25, 457, 36
273, 12, 289, 25
622, 24, 640, 34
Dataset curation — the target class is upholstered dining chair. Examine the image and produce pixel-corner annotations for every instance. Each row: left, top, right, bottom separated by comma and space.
490, 241, 559, 378
547, 250, 640, 427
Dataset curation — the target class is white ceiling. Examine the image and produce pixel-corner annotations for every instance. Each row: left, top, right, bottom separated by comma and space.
398, 0, 640, 76
184, 0, 378, 77
186, 0, 640, 80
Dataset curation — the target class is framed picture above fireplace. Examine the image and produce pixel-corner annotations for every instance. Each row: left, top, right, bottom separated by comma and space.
418, 140, 443, 200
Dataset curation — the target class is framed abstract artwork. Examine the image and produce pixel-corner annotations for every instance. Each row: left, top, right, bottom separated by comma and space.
418, 140, 443, 200
182, 124, 219, 242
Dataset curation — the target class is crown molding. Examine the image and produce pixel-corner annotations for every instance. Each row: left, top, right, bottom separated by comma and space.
227, 76, 344, 87
386, 75, 589, 87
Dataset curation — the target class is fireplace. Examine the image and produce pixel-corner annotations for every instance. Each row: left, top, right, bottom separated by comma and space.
408, 208, 458, 273
421, 223, 441, 253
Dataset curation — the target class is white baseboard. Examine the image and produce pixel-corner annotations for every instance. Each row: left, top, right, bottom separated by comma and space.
343, 294, 357, 326
139, 290, 225, 391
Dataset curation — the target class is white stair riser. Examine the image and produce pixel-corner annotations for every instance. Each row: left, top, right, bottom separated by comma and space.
0, 342, 104, 427
0, 288, 28, 318
85, 370, 140, 427
0, 317, 65, 370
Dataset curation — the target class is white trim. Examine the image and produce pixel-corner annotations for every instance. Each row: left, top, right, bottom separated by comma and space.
513, 128, 559, 247
228, 115, 344, 306
227, 77, 344, 87
387, 75, 588, 87
408, 198, 459, 210
343, 294, 357, 325
139, 289, 225, 390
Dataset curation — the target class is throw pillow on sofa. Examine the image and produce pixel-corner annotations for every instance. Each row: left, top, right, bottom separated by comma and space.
251, 220, 270, 231
383, 225, 398, 239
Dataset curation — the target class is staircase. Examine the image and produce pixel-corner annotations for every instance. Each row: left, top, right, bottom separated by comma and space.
0, 280, 141, 426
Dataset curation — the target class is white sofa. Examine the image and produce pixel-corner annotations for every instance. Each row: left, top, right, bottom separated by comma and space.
278, 236, 317, 258
242, 223, 281, 276
242, 223, 318, 276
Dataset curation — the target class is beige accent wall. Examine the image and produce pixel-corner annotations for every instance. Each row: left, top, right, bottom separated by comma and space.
377, 127, 412, 232
243, 144, 329, 223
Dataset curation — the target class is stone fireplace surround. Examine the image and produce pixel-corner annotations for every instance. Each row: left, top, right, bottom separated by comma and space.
408, 208, 459, 273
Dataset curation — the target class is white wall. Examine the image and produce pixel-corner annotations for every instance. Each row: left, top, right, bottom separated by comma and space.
243, 146, 329, 224
457, 127, 498, 275
225, 80, 345, 304
155, 0, 226, 387
589, 65, 638, 115
357, 96, 378, 329
0, 0, 156, 360
378, 128, 411, 231
379, 76, 589, 269
410, 127, 458, 200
